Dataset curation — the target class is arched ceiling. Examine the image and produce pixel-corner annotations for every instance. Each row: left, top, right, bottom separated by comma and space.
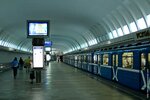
0, 0, 149, 53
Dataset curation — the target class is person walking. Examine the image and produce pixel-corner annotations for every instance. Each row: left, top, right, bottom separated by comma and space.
11, 57, 19, 79
19, 57, 24, 70
24, 56, 31, 73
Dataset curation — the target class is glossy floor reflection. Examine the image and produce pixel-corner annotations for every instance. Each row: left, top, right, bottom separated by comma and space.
0, 62, 145, 100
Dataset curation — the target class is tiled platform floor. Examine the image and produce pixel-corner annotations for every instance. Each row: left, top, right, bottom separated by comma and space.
0, 62, 146, 100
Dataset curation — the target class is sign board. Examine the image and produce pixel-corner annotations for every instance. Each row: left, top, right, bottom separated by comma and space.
44, 41, 52, 47
45, 47, 51, 51
33, 46, 44, 68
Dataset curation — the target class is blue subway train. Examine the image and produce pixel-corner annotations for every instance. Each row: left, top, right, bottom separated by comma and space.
63, 41, 150, 93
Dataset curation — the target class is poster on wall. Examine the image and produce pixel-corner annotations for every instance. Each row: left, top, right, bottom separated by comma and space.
33, 46, 44, 68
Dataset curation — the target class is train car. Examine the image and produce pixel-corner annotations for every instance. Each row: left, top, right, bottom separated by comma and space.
99, 42, 150, 91
63, 41, 150, 93
90, 42, 150, 91
117, 48, 140, 90
110, 44, 149, 91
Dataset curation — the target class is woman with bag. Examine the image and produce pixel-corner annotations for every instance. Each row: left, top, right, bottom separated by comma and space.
24, 56, 31, 73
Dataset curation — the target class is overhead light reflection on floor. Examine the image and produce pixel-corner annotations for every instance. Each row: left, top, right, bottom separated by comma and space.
45, 62, 52, 85
32, 91, 44, 100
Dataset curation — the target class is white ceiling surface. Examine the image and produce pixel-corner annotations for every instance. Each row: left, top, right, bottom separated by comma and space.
0, 0, 149, 53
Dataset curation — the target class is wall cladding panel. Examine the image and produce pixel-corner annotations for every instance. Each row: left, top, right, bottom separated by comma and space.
0, 50, 31, 63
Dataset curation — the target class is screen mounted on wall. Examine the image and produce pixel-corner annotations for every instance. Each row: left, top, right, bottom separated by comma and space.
27, 20, 49, 38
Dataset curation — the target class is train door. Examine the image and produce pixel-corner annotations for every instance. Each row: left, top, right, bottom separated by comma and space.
83, 55, 87, 70
86, 54, 88, 71
84, 54, 88, 71
94, 54, 97, 64
75, 55, 77, 67
140, 52, 150, 93
93, 54, 98, 74
81, 55, 84, 69
112, 54, 118, 81
97, 54, 101, 75
87, 55, 91, 72
78, 55, 81, 68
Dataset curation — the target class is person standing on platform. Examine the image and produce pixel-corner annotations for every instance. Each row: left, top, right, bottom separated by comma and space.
11, 57, 19, 79
57, 56, 60, 63
19, 57, 24, 70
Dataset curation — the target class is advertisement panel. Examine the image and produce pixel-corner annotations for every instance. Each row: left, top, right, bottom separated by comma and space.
33, 46, 44, 68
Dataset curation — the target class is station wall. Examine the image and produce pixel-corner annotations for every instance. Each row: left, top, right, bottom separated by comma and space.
0, 50, 32, 63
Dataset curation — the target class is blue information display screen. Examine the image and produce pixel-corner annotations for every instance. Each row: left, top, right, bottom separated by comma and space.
27, 20, 49, 38
29, 23, 48, 35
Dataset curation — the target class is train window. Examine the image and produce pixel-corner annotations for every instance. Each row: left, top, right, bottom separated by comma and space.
148, 53, 150, 66
103, 54, 109, 65
78, 56, 81, 62
94, 55, 97, 63
116, 55, 118, 66
88, 55, 92, 63
98, 55, 101, 64
75, 56, 77, 60
141, 53, 146, 70
82, 56, 84, 62
113, 55, 115, 66
122, 52, 133, 68
84, 55, 86, 62
112, 55, 118, 66
79, 56, 81, 61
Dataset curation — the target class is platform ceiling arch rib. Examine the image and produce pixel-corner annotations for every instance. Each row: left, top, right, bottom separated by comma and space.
0, 0, 150, 53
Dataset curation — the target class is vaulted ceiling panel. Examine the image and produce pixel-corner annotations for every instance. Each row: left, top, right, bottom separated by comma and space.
0, 0, 149, 53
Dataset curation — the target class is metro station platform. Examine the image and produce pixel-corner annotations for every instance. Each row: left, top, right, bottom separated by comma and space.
0, 62, 146, 100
